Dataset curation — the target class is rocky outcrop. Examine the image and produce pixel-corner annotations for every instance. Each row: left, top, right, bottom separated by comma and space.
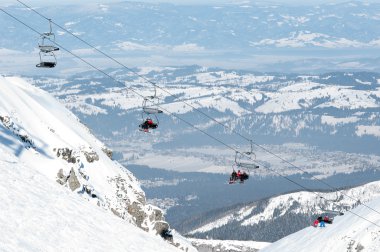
102, 147, 113, 160
0, 115, 36, 149
149, 208, 164, 223
83, 149, 99, 163
128, 202, 148, 231
109, 175, 171, 236
56, 168, 81, 191
52, 148, 182, 249
56, 169, 68, 185
68, 168, 81, 191
54, 148, 76, 163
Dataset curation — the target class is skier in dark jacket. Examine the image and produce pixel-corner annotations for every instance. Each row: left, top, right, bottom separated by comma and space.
240, 171, 249, 182
139, 118, 158, 132
230, 170, 238, 183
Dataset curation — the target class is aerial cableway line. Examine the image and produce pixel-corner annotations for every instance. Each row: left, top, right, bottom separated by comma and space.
2, 4, 380, 228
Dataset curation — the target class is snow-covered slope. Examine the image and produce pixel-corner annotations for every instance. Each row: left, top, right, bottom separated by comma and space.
186, 181, 380, 242
0, 149, 180, 252
189, 238, 270, 252
261, 198, 380, 252
0, 75, 195, 251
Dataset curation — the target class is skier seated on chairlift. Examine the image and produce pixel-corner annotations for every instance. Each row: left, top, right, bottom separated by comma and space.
323, 215, 333, 224
313, 216, 332, 227
140, 118, 158, 132
229, 170, 248, 184
237, 169, 249, 183
229, 170, 238, 183
317, 216, 333, 224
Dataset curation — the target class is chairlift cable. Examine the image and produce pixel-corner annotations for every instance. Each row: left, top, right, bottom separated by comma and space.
4, 2, 379, 215
0, 3, 369, 207
2, 6, 380, 228
13, 0, 361, 204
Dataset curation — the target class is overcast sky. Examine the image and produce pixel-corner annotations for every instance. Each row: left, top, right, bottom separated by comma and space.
3, 0, 380, 6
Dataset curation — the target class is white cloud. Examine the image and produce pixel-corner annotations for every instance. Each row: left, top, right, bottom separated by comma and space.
172, 43, 205, 52
116, 41, 164, 51
70, 48, 97, 56
0, 48, 22, 55
116, 41, 205, 53
337, 62, 366, 69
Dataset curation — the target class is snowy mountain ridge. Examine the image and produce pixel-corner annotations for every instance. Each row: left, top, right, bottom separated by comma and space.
189, 238, 270, 252
261, 195, 380, 251
186, 180, 380, 243
29, 67, 380, 142
0, 75, 195, 251
27, 66, 380, 178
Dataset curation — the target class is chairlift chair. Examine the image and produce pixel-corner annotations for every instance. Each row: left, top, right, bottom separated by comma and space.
234, 141, 259, 170
318, 196, 345, 216
235, 151, 259, 170
36, 19, 58, 68
142, 96, 163, 114
139, 92, 163, 132
38, 19, 59, 52
36, 51, 57, 68
229, 142, 259, 184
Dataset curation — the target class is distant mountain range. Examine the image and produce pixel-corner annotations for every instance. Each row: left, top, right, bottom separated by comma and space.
1, 1, 380, 72
20, 64, 380, 226
27, 66, 380, 157
185, 180, 380, 242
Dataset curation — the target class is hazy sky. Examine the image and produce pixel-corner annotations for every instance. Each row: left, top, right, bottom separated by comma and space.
3, 0, 380, 6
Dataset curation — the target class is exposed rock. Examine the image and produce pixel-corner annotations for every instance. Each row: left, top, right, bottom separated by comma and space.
0, 115, 10, 127
56, 179, 65, 185
149, 208, 163, 222
111, 208, 122, 218
128, 202, 148, 230
154, 221, 170, 236
79, 170, 89, 180
102, 147, 113, 160
57, 169, 65, 179
56, 168, 68, 185
112, 175, 146, 205
56, 148, 76, 163
83, 149, 99, 163
1, 115, 35, 149
67, 168, 80, 191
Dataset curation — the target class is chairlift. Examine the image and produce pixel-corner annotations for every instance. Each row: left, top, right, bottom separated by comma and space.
228, 141, 259, 184
234, 140, 259, 170
38, 19, 59, 53
142, 96, 163, 114
139, 87, 163, 133
318, 196, 345, 216
322, 210, 344, 216
36, 19, 59, 68
36, 51, 57, 68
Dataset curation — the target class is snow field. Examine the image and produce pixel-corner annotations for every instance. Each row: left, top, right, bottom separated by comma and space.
0, 149, 179, 252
